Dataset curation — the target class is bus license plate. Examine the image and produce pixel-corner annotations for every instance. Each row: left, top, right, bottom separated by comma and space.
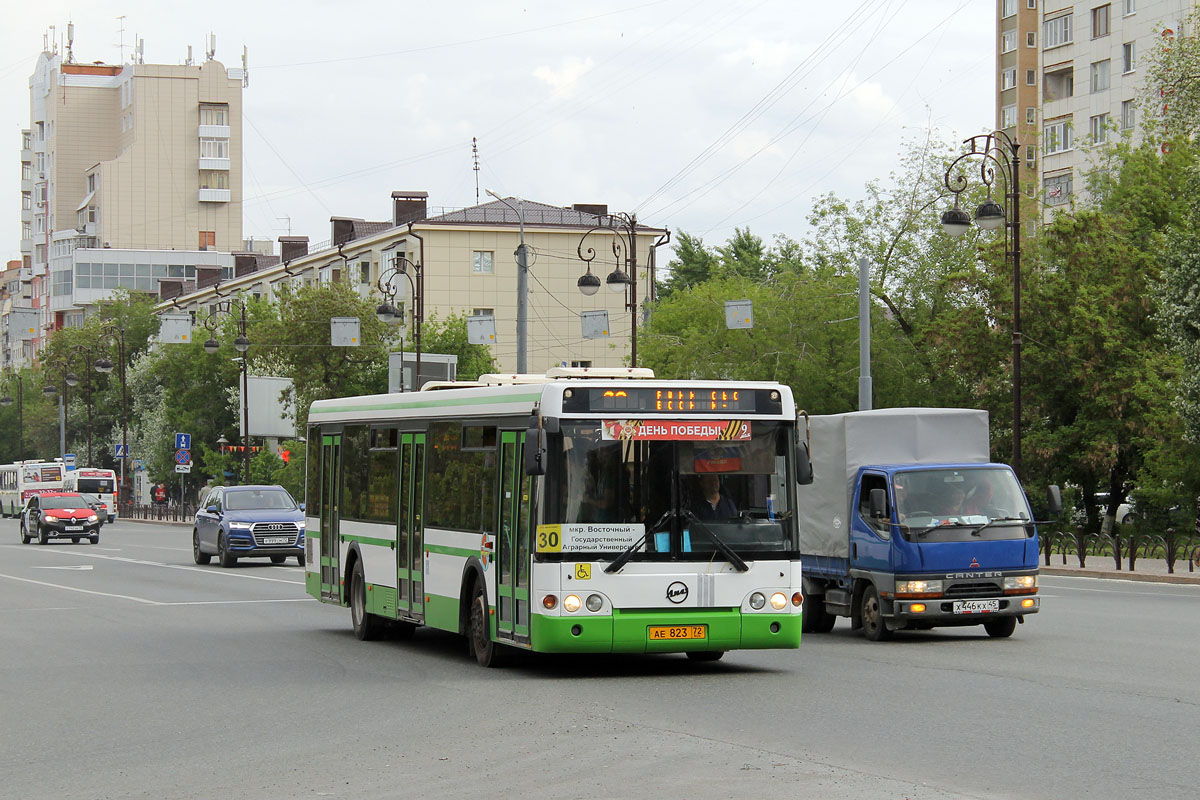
648, 625, 707, 641
953, 599, 999, 614
262, 536, 290, 545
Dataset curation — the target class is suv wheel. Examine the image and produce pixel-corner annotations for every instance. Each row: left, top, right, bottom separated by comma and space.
218, 533, 237, 568
193, 530, 211, 565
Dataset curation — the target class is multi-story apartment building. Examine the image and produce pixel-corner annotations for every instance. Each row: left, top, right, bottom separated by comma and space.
996, 0, 1196, 217
157, 191, 669, 381
19, 32, 244, 353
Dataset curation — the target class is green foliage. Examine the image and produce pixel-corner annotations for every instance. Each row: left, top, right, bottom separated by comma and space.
1140, 6, 1200, 141
657, 231, 720, 298
249, 447, 285, 485
418, 312, 498, 381
270, 439, 307, 501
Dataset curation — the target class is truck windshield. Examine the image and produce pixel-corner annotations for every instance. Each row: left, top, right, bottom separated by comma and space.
549, 420, 796, 560
894, 467, 1032, 542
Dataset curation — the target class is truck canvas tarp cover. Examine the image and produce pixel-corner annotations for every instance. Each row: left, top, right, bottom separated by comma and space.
797, 408, 991, 559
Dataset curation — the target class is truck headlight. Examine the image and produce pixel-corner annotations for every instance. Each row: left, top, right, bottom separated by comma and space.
895, 580, 943, 597
1004, 575, 1038, 592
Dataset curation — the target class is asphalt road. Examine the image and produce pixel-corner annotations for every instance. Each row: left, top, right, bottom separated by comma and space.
1, 519, 1198, 800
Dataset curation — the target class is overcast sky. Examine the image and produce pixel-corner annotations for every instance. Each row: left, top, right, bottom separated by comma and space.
2, 0, 995, 262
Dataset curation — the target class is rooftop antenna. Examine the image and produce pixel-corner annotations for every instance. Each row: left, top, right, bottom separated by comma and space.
276, 216, 292, 236
242, 45, 249, 88
116, 16, 128, 63
136, 37, 144, 65
66, 22, 76, 64
49, 25, 58, 55
472, 137, 481, 205
206, 32, 216, 61
186, 45, 193, 66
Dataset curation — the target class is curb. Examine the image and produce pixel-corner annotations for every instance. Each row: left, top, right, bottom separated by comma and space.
1042, 566, 1200, 586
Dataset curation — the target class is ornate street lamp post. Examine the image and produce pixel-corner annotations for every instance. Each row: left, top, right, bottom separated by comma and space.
577, 212, 641, 367
95, 322, 131, 506
376, 251, 424, 390
941, 130, 1023, 478
203, 298, 252, 484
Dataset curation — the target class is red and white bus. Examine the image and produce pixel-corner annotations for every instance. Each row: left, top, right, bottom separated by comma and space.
0, 460, 65, 518
62, 468, 119, 522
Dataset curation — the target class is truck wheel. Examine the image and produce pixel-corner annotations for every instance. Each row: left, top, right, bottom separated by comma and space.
860, 584, 892, 641
984, 617, 1017, 638
803, 594, 835, 633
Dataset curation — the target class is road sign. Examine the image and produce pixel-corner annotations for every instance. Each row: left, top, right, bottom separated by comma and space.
115, 444, 128, 458
175, 433, 191, 450
174, 448, 191, 465
175, 463, 192, 473
63, 453, 76, 470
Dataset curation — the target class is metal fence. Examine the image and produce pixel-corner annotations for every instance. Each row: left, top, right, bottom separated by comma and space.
120, 502, 197, 524
1041, 525, 1200, 573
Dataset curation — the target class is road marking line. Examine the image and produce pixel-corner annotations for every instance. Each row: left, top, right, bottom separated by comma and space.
29, 548, 305, 585
160, 598, 316, 606
31, 565, 94, 570
0, 572, 162, 604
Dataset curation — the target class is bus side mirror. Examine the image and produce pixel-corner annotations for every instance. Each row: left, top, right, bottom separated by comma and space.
524, 415, 547, 476
869, 488, 887, 519
1046, 485, 1062, 516
795, 439, 813, 486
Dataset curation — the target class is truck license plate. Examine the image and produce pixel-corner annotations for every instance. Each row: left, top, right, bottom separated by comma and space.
953, 599, 999, 614
261, 536, 290, 545
648, 625, 707, 640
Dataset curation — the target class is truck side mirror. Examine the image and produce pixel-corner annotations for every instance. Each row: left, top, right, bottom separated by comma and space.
869, 487, 887, 519
795, 439, 813, 485
1046, 485, 1062, 516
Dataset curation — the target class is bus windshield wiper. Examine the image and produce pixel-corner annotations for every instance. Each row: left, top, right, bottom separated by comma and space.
604, 508, 673, 574
970, 516, 1026, 536
683, 510, 749, 572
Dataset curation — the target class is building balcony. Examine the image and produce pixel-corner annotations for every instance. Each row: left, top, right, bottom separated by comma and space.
21, 178, 33, 192
21, 148, 33, 162
198, 188, 231, 203
198, 157, 231, 171
198, 124, 231, 139
20, 238, 32, 253
21, 208, 33, 223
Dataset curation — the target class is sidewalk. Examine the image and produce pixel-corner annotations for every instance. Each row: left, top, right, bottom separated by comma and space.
1041, 556, 1200, 585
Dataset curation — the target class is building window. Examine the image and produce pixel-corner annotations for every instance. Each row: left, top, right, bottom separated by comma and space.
1026, 69, 1037, 85
1044, 173, 1073, 206
87, 173, 96, 193
1027, 31, 1037, 47
199, 170, 228, 189
1001, 105, 1017, 129
1001, 29, 1017, 53
1045, 119, 1074, 154
1090, 60, 1111, 92
1092, 5, 1111, 38
1002, 68, 1017, 90
22, 194, 32, 210
200, 138, 229, 159
1044, 14, 1073, 48
1027, 107, 1038, 124
472, 308, 494, 317
1044, 67, 1074, 101
1026, 145, 1038, 168
1002, 0, 1016, 17
1123, 0, 1134, 15
199, 231, 216, 250
1090, 113, 1110, 143
22, 163, 32, 180
199, 104, 228, 126
358, 261, 371, 285
472, 251, 494, 274
1121, 100, 1135, 129
1028, 0, 1037, 8
570, 361, 593, 368
1123, 42, 1136, 73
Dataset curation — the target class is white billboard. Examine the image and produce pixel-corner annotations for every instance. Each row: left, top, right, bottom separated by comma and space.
240, 375, 297, 438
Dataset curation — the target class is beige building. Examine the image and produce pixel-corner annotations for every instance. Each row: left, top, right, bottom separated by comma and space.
996, 0, 1197, 217
21, 36, 244, 343
158, 192, 669, 381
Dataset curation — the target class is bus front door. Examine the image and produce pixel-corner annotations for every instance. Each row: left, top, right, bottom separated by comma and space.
320, 434, 341, 603
397, 432, 426, 620
497, 431, 531, 644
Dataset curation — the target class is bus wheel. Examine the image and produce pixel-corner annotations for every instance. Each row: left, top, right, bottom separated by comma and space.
984, 617, 1017, 638
350, 559, 379, 641
685, 650, 725, 662
860, 584, 892, 642
469, 580, 504, 668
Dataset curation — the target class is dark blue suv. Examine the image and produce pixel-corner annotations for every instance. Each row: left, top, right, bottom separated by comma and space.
192, 485, 305, 568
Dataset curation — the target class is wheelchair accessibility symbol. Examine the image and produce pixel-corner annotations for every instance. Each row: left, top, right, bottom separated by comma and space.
575, 564, 591, 580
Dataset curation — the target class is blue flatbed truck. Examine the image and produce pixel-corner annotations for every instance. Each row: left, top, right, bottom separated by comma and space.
796, 408, 1058, 640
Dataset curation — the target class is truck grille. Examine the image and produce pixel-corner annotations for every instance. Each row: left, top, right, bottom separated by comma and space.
944, 581, 1001, 598
251, 521, 300, 546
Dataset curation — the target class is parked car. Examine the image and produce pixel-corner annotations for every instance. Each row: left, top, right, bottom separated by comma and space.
192, 485, 305, 568
20, 492, 102, 545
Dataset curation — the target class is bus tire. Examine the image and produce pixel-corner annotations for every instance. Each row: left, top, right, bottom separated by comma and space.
192, 530, 211, 565
984, 617, 1017, 638
685, 650, 725, 662
860, 584, 892, 642
469, 579, 505, 668
218, 533, 237, 568
350, 559, 380, 641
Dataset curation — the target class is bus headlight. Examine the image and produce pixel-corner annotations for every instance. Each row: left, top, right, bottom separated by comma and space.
749, 592, 766, 610
585, 594, 603, 612
769, 592, 788, 610
563, 594, 582, 613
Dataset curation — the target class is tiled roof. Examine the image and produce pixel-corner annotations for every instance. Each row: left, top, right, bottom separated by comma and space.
427, 199, 611, 228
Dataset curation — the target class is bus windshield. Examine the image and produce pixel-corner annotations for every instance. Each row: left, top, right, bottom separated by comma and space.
550, 420, 795, 558
77, 478, 115, 493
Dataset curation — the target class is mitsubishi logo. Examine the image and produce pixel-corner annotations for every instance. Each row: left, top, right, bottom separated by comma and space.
666, 581, 689, 604
969, 557, 980, 568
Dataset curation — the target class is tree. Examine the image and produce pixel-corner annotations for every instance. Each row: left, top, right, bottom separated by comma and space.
1140, 6, 1200, 141
656, 231, 719, 298
418, 312, 498, 381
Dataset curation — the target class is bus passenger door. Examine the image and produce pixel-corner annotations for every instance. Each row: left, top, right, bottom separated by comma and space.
397, 432, 426, 620
320, 434, 342, 603
497, 431, 531, 644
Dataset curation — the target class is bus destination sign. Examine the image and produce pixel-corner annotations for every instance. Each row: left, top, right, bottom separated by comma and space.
565, 387, 779, 415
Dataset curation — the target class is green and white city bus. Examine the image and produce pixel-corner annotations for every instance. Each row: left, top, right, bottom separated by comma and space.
303, 368, 808, 666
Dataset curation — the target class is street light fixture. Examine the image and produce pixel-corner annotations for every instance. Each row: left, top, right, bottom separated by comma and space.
377, 250, 424, 389
577, 212, 643, 366
941, 130, 1023, 478
97, 316, 132, 508
484, 190, 531, 373
203, 298, 253, 484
